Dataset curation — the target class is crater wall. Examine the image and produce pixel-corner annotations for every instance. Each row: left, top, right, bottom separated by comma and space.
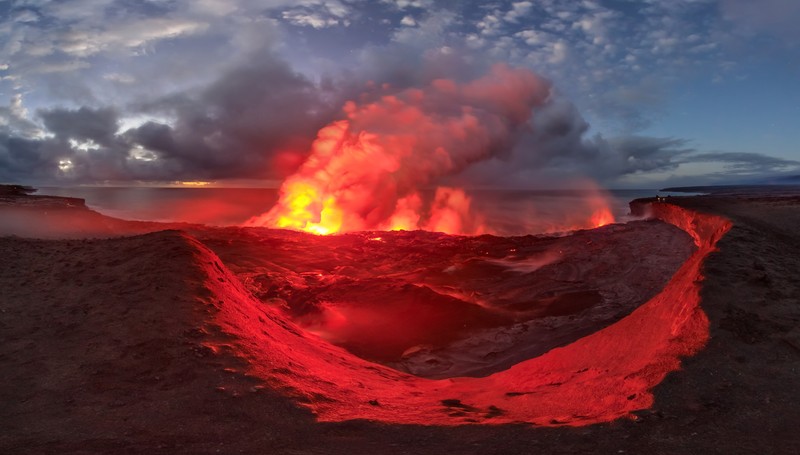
204, 201, 732, 426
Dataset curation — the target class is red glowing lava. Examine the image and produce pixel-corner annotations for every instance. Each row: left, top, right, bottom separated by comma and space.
591, 207, 615, 228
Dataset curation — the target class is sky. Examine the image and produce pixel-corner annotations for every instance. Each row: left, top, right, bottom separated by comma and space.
0, 0, 798, 189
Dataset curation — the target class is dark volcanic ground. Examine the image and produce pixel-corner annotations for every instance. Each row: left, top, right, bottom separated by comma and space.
1, 186, 799, 454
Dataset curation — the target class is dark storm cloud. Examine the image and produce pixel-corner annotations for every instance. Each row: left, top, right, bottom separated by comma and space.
39, 106, 119, 146
0, 47, 343, 183
681, 152, 800, 174
603, 136, 690, 175
0, 134, 49, 182
499, 96, 690, 179
123, 51, 338, 180
451, 92, 799, 188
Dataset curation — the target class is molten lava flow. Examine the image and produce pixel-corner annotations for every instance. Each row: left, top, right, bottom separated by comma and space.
271, 179, 343, 235
575, 182, 617, 230
247, 65, 550, 235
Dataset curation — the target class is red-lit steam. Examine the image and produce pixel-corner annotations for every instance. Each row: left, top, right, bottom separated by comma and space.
247, 65, 550, 235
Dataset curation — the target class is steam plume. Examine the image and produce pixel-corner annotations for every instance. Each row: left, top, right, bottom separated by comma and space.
246, 64, 550, 235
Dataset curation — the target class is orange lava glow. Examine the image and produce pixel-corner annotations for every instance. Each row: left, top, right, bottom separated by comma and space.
591, 207, 615, 228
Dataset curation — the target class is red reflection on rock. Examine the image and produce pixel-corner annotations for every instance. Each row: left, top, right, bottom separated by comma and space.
200, 201, 730, 426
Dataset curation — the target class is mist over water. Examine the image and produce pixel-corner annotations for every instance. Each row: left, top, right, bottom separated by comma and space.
37, 187, 681, 234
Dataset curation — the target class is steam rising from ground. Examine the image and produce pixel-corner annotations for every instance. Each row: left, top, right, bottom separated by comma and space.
247, 65, 557, 235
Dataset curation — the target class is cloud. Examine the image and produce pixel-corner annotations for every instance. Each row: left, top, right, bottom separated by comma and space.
0, 0, 737, 133
720, 0, 800, 42
504, 2, 533, 23
0, 95, 43, 139
1, 34, 795, 190
0, 134, 53, 182
448, 91, 799, 189
279, 0, 352, 28
56, 18, 209, 58
121, 51, 338, 181
400, 15, 416, 27
381, 0, 432, 9
0, 44, 339, 184
39, 107, 119, 146
681, 152, 800, 174
4, 3, 208, 69
1, 0, 284, 108
0, 0, 796, 189
281, 11, 342, 29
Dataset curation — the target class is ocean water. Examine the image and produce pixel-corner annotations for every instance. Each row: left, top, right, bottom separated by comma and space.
36, 186, 693, 235
39, 186, 280, 226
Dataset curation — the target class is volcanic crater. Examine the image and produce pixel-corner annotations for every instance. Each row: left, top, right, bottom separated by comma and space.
198, 219, 697, 380
0, 189, 732, 426
198, 201, 731, 426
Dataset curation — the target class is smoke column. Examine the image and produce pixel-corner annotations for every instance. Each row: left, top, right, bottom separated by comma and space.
246, 64, 550, 235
